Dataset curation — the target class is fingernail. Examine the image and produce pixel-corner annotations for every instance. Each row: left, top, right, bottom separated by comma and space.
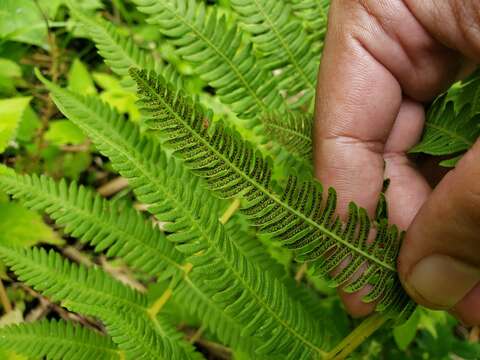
406, 254, 480, 309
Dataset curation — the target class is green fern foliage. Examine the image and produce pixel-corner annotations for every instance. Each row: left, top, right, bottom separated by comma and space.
411, 71, 480, 167
0, 319, 122, 360
262, 110, 313, 160
69, 3, 183, 88
134, 0, 285, 119
0, 171, 185, 282
289, 0, 329, 50
0, 245, 200, 360
230, 0, 319, 106
0, 170, 268, 358
36, 71, 330, 359
131, 68, 415, 321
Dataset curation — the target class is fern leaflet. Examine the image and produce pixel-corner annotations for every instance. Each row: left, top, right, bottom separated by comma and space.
262, 110, 313, 160
0, 246, 200, 360
0, 170, 271, 358
289, 0, 329, 51
69, 3, 183, 88
0, 319, 122, 360
230, 0, 319, 106
131, 68, 415, 322
133, 0, 285, 119
0, 169, 185, 282
411, 71, 480, 166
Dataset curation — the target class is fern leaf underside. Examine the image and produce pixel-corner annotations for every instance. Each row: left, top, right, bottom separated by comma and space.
131, 68, 415, 322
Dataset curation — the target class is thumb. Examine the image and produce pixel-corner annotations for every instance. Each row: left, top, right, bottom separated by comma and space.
398, 140, 480, 321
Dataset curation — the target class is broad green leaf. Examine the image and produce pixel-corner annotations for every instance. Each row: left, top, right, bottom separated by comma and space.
16, 106, 41, 143
418, 308, 447, 338
93, 72, 140, 121
0, 58, 22, 95
62, 152, 92, 179
0, 202, 63, 247
0, 0, 48, 47
68, 58, 97, 95
45, 119, 86, 146
0, 58, 21, 78
393, 307, 420, 350
0, 97, 31, 153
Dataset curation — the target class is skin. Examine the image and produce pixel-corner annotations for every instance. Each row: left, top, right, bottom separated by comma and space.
314, 0, 480, 324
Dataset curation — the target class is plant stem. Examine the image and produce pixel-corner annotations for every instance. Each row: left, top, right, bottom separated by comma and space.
148, 288, 173, 318
324, 313, 388, 360
219, 199, 241, 224
0, 280, 12, 313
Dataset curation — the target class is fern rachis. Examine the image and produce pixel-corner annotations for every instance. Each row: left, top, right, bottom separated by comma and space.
130, 68, 413, 321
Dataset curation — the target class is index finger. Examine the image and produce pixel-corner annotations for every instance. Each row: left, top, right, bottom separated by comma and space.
313, 0, 463, 216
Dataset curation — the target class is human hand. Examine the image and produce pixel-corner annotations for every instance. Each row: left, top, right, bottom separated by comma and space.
314, 0, 480, 324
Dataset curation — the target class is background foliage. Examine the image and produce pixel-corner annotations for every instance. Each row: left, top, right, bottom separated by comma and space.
0, 0, 479, 359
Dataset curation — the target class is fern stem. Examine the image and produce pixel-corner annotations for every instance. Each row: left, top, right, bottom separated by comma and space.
148, 288, 173, 318
0, 279, 12, 313
324, 313, 388, 360
295, 263, 308, 283
219, 199, 241, 224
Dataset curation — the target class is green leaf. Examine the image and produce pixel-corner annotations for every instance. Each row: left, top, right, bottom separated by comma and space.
0, 58, 23, 95
262, 110, 312, 160
0, 202, 63, 247
411, 71, 480, 166
16, 106, 41, 143
0, 97, 31, 153
0, 350, 27, 360
131, 68, 415, 322
45, 120, 86, 146
36, 69, 331, 359
0, 319, 122, 360
68, 58, 97, 95
393, 307, 420, 350
0, 58, 21, 78
92, 73, 141, 121
0, 0, 48, 47
231, 0, 319, 106
134, 0, 286, 119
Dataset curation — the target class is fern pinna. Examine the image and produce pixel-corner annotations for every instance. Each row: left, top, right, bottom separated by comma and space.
130, 68, 415, 320
0, 1, 426, 359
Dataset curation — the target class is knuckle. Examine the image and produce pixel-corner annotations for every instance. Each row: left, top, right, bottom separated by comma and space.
451, 0, 480, 58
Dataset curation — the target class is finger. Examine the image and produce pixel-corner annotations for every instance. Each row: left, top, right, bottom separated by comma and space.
398, 140, 480, 325
404, 0, 480, 62
384, 98, 431, 229
313, 0, 461, 317
337, 99, 430, 317
314, 0, 463, 218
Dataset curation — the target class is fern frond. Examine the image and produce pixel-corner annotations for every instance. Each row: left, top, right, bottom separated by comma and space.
0, 171, 268, 358
37, 71, 330, 358
262, 110, 312, 160
411, 72, 480, 166
0, 246, 145, 310
0, 245, 202, 360
69, 4, 183, 88
133, 0, 285, 119
0, 172, 185, 281
132, 68, 415, 322
288, 0, 329, 50
230, 0, 319, 106
0, 319, 122, 360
